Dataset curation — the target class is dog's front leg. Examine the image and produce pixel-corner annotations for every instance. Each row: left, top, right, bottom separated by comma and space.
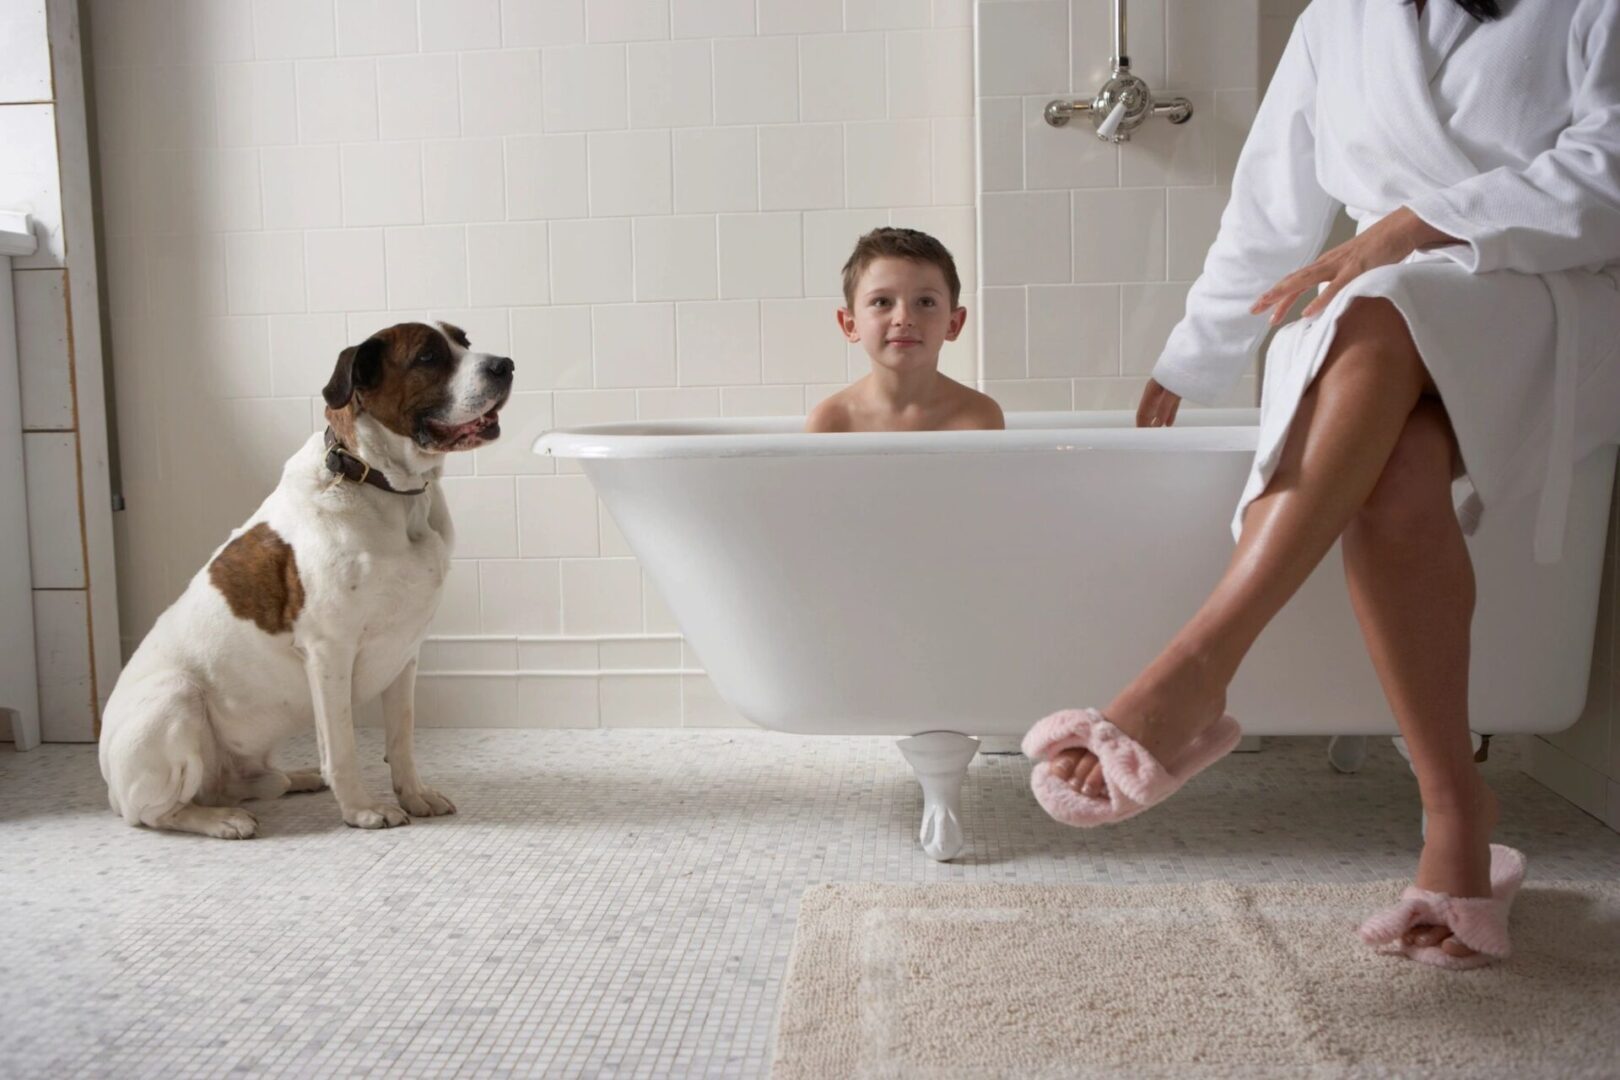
383, 657, 455, 818
306, 643, 410, 829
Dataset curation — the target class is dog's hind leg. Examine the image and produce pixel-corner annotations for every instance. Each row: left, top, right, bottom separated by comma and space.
229, 768, 327, 801
100, 673, 259, 839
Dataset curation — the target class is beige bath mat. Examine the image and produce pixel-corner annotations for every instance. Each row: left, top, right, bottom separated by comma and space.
772, 880, 1620, 1079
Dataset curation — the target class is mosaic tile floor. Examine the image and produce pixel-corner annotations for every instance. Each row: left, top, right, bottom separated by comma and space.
3, 730, 1618, 1078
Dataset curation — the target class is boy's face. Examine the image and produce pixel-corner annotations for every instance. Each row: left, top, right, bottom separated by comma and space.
838, 257, 966, 373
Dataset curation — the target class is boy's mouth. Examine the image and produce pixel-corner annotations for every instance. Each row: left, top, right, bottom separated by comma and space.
887, 338, 923, 346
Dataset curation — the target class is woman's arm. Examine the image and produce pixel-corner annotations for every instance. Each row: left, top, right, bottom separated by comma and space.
1406, 0, 1620, 276
1150, 16, 1342, 406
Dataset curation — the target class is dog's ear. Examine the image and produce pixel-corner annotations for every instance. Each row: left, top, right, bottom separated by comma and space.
322, 337, 385, 409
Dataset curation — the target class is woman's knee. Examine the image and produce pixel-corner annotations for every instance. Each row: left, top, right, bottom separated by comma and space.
1318, 298, 1429, 394
1355, 400, 1457, 536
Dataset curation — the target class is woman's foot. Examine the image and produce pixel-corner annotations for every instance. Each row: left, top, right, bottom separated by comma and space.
1047, 644, 1228, 799
1403, 776, 1499, 958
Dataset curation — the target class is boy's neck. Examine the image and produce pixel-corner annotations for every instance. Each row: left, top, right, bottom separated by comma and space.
867, 363, 945, 410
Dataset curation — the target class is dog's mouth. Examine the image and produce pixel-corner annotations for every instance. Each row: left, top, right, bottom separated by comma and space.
423, 404, 503, 451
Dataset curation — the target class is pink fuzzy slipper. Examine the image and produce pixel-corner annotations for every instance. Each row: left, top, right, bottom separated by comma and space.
1021, 707, 1243, 827
1357, 844, 1527, 970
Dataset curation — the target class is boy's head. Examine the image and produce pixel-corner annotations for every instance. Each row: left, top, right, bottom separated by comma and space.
837, 227, 966, 372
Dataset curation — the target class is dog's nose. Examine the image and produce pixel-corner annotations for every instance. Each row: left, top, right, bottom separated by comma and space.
486, 356, 515, 380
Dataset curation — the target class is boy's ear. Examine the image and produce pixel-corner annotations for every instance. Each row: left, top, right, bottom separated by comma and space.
836, 308, 861, 343
945, 306, 967, 342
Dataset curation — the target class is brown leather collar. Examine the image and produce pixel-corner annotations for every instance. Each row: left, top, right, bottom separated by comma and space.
323, 427, 429, 495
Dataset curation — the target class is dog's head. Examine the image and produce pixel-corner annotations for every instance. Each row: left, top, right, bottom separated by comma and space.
323, 321, 514, 453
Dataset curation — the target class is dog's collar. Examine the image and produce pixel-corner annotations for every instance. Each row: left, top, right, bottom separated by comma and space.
323, 427, 430, 496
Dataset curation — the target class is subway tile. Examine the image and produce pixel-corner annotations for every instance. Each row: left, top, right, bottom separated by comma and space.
415, 675, 518, 727
758, 0, 841, 34
845, 120, 932, 208
511, 305, 594, 389
1073, 188, 1166, 282
588, 130, 672, 216
634, 216, 718, 302
15, 270, 73, 431
800, 34, 886, 122
979, 286, 1028, 380
517, 675, 599, 727
586, 0, 669, 42
549, 218, 634, 303
225, 231, 306, 314
151, 234, 228, 318
980, 190, 1071, 286
377, 54, 461, 139
140, 65, 221, 150
179, 315, 274, 399
643, 573, 680, 632
802, 209, 890, 298
518, 641, 598, 670
600, 674, 681, 727
717, 214, 802, 299
23, 434, 85, 589
1027, 284, 1120, 377
271, 313, 349, 396
251, 0, 336, 60
419, 0, 502, 50
0, 0, 50, 102
1073, 376, 1149, 410
983, 377, 1072, 412
1073, 0, 1165, 91
628, 41, 713, 128
384, 225, 470, 308
677, 299, 764, 388
305, 228, 387, 312
931, 117, 974, 205
1167, 0, 1259, 90
849, 0, 931, 30
341, 141, 424, 226
417, 639, 518, 673
1167, 185, 1231, 279
171, 148, 265, 233
518, 476, 602, 557
486, 554, 563, 630
933, 0, 972, 27
672, 127, 758, 213
335, 0, 419, 55
592, 303, 676, 388
467, 222, 549, 307
427, 559, 482, 635
759, 124, 845, 211
33, 590, 94, 743
713, 37, 798, 124
1121, 282, 1192, 374
977, 0, 1067, 96
216, 61, 298, 147
507, 134, 590, 220
636, 386, 721, 420
760, 300, 845, 385
423, 137, 507, 222
296, 58, 378, 143
432, 308, 513, 355
1212, 89, 1258, 186
1024, 95, 1117, 190
543, 45, 628, 132
671, 0, 753, 38
438, 476, 519, 558
598, 500, 633, 555
888, 28, 972, 118
720, 385, 803, 417
0, 106, 62, 269
682, 673, 750, 727
502, 0, 586, 46
561, 557, 642, 634
460, 50, 545, 136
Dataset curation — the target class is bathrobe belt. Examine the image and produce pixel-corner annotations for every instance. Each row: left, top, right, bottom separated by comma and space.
1535, 273, 1580, 564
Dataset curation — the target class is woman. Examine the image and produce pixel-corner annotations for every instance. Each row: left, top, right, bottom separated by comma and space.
1023, 0, 1620, 969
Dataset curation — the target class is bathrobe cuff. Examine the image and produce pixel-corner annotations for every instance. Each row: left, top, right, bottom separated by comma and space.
1405, 194, 1486, 274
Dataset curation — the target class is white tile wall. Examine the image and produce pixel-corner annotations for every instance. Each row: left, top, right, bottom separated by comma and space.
97, 0, 972, 729
976, 0, 1260, 411
15, 269, 74, 430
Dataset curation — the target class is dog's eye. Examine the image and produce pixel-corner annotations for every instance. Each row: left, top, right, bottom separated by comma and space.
413, 353, 433, 367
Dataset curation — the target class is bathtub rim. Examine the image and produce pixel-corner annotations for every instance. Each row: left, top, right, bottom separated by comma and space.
534, 407, 1262, 460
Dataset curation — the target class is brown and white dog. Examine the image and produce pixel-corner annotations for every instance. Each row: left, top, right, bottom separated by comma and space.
98, 321, 512, 838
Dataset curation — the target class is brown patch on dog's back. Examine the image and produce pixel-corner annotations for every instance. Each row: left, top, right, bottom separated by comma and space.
209, 523, 305, 634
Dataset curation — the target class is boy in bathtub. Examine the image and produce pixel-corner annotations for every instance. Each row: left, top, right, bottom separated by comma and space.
806, 227, 1004, 433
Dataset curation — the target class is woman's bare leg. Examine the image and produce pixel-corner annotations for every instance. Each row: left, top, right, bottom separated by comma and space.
1342, 399, 1494, 956
1051, 298, 1432, 792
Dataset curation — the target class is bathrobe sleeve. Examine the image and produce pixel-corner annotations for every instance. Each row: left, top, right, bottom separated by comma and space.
1408, 0, 1620, 275
1151, 19, 1342, 405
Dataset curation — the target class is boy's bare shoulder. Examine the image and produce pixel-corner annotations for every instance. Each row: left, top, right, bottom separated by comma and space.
805, 390, 853, 433
942, 377, 1005, 430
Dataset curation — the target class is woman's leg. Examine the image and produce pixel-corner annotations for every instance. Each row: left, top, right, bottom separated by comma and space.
1342, 399, 1494, 955
1051, 298, 1431, 790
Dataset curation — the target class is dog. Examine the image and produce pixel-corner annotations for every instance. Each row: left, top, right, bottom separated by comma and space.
98, 321, 513, 838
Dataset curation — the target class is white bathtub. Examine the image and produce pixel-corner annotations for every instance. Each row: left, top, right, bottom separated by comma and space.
537, 410, 1617, 857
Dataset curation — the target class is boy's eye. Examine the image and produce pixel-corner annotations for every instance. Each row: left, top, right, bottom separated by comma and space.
920, 297, 936, 307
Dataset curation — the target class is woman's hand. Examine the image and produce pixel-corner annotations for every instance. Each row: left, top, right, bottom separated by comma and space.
1137, 378, 1181, 428
1250, 206, 1460, 325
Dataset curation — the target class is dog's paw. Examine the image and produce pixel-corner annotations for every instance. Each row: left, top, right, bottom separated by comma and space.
398, 787, 457, 818
208, 808, 259, 840
342, 803, 411, 829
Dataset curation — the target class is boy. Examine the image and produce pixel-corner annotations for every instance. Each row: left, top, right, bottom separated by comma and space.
806, 227, 1003, 432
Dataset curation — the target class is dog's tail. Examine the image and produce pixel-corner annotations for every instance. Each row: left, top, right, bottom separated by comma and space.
100, 673, 216, 827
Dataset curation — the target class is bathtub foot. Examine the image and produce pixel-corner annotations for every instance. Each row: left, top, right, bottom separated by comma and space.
1328, 735, 1368, 774
897, 732, 980, 862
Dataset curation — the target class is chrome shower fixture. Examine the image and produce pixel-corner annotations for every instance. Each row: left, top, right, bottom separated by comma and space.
1044, 0, 1193, 142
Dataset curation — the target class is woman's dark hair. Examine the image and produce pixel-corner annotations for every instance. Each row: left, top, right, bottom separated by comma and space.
1453, 0, 1502, 19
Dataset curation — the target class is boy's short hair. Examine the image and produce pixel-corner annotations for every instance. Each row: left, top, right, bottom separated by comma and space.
841, 227, 962, 309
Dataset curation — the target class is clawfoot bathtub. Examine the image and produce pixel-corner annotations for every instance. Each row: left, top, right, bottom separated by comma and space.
536, 411, 1617, 860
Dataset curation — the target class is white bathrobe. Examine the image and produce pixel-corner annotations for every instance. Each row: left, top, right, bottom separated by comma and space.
1152, 0, 1620, 562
